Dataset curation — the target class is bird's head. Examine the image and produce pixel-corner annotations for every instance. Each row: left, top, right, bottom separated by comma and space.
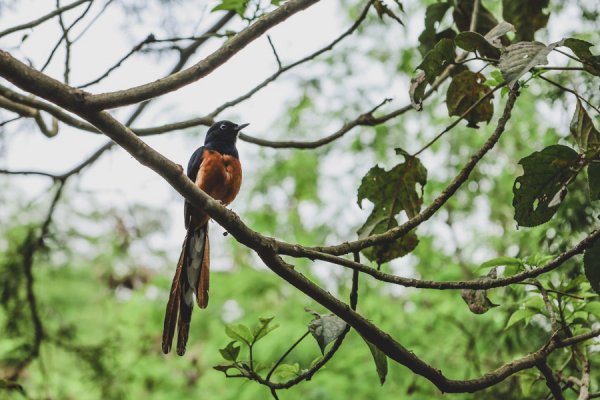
204, 120, 249, 146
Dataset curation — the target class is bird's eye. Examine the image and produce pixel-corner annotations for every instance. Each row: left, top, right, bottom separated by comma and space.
219, 123, 227, 130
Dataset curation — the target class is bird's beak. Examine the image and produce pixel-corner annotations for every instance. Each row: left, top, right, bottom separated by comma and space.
235, 123, 249, 132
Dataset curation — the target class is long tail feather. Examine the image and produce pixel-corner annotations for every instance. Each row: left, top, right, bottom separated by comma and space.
197, 228, 210, 308
175, 224, 210, 355
176, 290, 193, 356
162, 246, 185, 354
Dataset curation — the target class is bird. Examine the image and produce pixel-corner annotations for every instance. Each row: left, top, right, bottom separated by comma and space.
162, 120, 248, 356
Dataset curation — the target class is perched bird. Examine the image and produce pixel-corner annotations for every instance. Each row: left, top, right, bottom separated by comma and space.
162, 120, 248, 356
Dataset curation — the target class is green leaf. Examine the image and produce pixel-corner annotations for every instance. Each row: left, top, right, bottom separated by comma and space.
499, 40, 563, 88
512, 145, 581, 227
219, 341, 241, 362
225, 324, 253, 345
252, 317, 279, 343
272, 363, 300, 380
584, 239, 600, 295
211, 0, 247, 16
570, 99, 600, 157
362, 337, 388, 385
454, 31, 500, 59
357, 149, 427, 264
505, 308, 536, 329
306, 310, 347, 354
583, 301, 600, 316
502, 0, 549, 41
589, 161, 600, 201
480, 256, 523, 270
417, 38, 456, 84
446, 70, 494, 128
562, 38, 600, 76
524, 295, 546, 311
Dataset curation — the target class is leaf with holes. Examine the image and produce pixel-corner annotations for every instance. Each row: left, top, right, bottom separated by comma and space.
499, 40, 563, 88
513, 145, 582, 227
417, 1, 452, 55
584, 240, 600, 294
357, 149, 427, 264
446, 70, 494, 128
306, 310, 347, 355
570, 99, 600, 157
562, 38, 600, 76
362, 336, 388, 385
454, 31, 500, 59
417, 38, 456, 84
502, 0, 549, 41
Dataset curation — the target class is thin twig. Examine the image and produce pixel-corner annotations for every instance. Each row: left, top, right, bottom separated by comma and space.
265, 331, 310, 381
537, 281, 559, 332
413, 83, 505, 157
266, 35, 282, 69
71, 0, 114, 43
40, 0, 94, 73
77, 34, 160, 88
539, 75, 600, 115
0, 0, 92, 38
8, 182, 65, 380
56, 0, 73, 84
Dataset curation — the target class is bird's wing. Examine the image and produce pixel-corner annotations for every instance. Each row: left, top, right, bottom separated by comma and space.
184, 146, 204, 229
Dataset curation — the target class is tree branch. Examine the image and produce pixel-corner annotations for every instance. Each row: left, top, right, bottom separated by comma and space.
276, 229, 600, 289
80, 0, 319, 110
0, 0, 92, 38
537, 360, 566, 400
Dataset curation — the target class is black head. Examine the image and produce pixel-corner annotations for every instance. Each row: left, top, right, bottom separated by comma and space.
203, 120, 248, 157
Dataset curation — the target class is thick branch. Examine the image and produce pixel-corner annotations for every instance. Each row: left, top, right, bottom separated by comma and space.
537, 360, 566, 400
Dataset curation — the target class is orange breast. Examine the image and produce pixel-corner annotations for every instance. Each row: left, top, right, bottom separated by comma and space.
191, 150, 242, 227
